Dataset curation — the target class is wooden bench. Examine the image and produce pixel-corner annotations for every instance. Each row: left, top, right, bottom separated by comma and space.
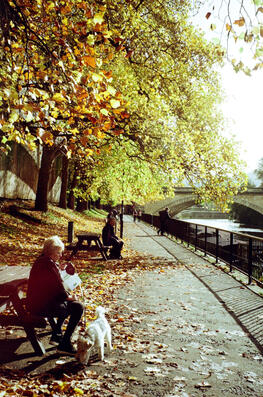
68, 232, 110, 260
0, 266, 47, 356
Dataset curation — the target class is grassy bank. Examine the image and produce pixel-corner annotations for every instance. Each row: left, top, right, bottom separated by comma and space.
0, 200, 108, 267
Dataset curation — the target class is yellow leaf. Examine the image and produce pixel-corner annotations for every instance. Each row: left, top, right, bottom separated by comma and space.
74, 47, 81, 56
25, 111, 34, 122
110, 99, 120, 108
226, 23, 232, 32
74, 388, 84, 395
108, 85, 116, 96
93, 13, 104, 24
86, 148, 93, 156
9, 110, 19, 123
92, 73, 103, 82
46, 2, 55, 11
53, 93, 66, 103
83, 128, 92, 135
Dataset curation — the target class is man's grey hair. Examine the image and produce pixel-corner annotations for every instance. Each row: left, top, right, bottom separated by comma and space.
42, 235, 64, 256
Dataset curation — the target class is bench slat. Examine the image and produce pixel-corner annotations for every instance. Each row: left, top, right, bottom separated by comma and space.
0, 314, 47, 328
0, 267, 46, 355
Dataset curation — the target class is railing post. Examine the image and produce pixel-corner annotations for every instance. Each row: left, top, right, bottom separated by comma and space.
120, 200, 124, 239
215, 229, 219, 263
248, 238, 253, 284
187, 223, 190, 247
195, 224, 198, 251
204, 226, 207, 256
229, 233, 233, 272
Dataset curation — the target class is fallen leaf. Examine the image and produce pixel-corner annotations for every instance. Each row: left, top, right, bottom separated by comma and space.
195, 381, 212, 389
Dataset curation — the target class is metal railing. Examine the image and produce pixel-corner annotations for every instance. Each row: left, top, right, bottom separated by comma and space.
141, 213, 263, 287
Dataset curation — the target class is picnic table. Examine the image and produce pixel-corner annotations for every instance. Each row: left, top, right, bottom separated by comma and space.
69, 232, 109, 260
0, 265, 47, 356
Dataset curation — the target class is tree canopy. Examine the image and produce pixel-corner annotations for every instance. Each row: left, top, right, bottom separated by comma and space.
0, 0, 128, 153
0, 0, 248, 211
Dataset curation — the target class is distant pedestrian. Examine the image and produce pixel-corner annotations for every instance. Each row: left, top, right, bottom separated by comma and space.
137, 209, 142, 222
157, 207, 171, 235
133, 209, 137, 222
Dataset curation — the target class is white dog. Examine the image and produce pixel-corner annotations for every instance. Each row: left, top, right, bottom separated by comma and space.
76, 306, 112, 365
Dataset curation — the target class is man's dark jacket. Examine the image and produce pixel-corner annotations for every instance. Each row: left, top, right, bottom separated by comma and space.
102, 223, 117, 246
159, 209, 170, 222
26, 255, 68, 315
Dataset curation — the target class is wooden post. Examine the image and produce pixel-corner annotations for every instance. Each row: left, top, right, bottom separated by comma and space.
68, 221, 74, 243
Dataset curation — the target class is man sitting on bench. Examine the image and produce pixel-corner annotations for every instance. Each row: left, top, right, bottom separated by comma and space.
26, 235, 84, 355
102, 216, 124, 259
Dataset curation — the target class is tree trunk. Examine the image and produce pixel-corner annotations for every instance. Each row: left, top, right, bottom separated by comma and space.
76, 198, 88, 212
59, 155, 69, 209
35, 145, 56, 212
88, 200, 91, 210
95, 198, 101, 209
67, 164, 78, 210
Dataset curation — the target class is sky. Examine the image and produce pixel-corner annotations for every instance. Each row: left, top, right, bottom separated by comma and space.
192, 1, 263, 173
220, 64, 263, 173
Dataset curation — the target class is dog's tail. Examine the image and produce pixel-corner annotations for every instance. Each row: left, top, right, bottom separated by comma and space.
95, 306, 106, 317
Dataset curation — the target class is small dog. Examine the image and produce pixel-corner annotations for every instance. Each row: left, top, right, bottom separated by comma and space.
76, 306, 112, 365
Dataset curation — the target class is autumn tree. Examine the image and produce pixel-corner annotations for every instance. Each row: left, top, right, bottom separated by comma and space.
0, 0, 129, 210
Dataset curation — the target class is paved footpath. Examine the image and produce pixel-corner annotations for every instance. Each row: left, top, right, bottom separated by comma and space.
116, 216, 263, 396
125, 217, 263, 353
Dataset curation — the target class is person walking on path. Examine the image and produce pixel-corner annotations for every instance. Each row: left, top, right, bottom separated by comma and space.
133, 208, 137, 222
157, 207, 171, 235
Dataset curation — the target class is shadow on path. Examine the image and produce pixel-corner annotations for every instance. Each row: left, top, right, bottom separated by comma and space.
130, 218, 263, 356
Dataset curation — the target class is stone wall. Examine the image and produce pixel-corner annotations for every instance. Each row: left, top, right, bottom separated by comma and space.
0, 143, 61, 202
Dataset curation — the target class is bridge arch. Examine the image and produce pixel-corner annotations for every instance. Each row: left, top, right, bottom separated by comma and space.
232, 197, 263, 217
160, 197, 196, 217
144, 188, 263, 217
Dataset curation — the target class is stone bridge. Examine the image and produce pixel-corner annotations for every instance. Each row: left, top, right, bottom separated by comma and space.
144, 187, 263, 217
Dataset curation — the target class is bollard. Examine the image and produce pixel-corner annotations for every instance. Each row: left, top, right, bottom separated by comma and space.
68, 221, 74, 243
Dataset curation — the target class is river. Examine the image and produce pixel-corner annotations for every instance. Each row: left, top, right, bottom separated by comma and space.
182, 218, 263, 237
